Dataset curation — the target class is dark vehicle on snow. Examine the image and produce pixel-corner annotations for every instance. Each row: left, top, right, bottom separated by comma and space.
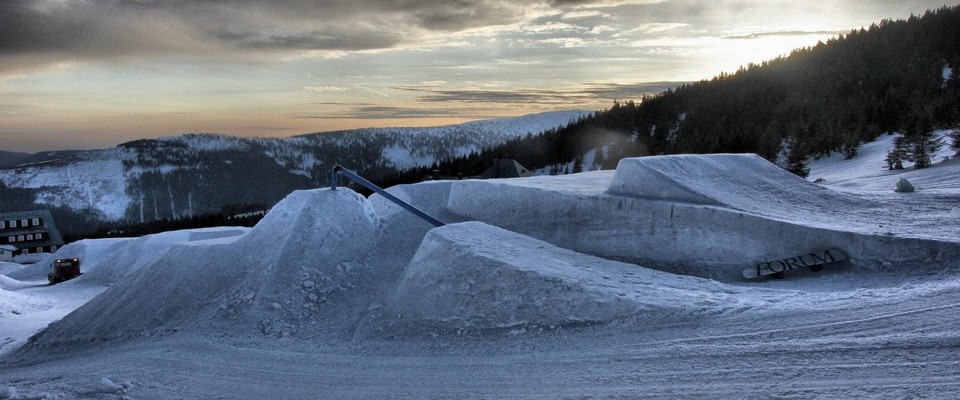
48, 257, 81, 284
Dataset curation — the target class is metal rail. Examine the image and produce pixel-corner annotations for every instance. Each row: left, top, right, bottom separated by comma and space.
330, 165, 445, 227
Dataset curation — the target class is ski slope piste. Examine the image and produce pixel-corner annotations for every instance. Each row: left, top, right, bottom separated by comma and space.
10, 153, 960, 350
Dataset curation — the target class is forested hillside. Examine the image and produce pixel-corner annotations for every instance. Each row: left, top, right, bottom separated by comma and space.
387, 5, 960, 183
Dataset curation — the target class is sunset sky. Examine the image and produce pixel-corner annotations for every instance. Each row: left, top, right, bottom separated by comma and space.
0, 0, 953, 152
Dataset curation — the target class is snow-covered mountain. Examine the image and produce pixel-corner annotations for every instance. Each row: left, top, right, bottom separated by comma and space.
0, 110, 590, 229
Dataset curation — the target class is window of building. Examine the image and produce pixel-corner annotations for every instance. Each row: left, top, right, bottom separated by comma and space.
9, 221, 16, 228
50, 245, 57, 252
17, 235, 24, 242
32, 218, 40, 226
26, 234, 34, 241
36, 233, 43, 240
8, 236, 14, 243
0, 221, 5, 229
20, 219, 27, 227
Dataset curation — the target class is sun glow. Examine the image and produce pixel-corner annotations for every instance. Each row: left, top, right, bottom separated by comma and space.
706, 31, 841, 76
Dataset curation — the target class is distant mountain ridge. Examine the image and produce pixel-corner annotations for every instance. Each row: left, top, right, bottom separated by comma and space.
0, 151, 31, 168
0, 110, 590, 235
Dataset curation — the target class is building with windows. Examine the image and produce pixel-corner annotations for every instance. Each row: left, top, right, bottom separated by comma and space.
0, 210, 65, 256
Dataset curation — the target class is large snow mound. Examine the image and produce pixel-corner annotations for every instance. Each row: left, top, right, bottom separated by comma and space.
608, 154, 872, 221
25, 189, 380, 347
388, 222, 754, 331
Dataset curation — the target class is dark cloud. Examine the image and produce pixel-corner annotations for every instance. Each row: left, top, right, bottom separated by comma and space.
209, 28, 401, 51
292, 106, 484, 119
581, 82, 690, 99
409, 0, 528, 31
0, 0, 214, 74
0, 0, 563, 74
399, 87, 581, 104
0, 1, 79, 54
0, 102, 41, 118
242, 126, 296, 131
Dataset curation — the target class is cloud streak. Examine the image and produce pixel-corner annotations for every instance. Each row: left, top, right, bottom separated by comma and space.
395, 82, 687, 105
352, 84, 393, 98
293, 106, 480, 119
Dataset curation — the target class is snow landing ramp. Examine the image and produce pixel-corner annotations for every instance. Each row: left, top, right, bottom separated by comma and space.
388, 222, 752, 331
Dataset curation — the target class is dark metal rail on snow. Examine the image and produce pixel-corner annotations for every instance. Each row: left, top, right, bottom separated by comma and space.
330, 165, 445, 227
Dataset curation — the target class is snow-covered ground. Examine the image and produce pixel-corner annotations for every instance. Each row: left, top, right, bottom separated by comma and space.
1, 134, 959, 399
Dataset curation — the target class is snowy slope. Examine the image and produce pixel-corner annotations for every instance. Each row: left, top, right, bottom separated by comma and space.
1, 131, 959, 398
808, 129, 958, 192
0, 148, 133, 220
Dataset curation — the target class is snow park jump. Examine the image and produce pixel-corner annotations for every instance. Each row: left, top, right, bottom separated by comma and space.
2, 148, 960, 398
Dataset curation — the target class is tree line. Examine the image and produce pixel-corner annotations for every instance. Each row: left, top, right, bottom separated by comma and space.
383, 5, 960, 183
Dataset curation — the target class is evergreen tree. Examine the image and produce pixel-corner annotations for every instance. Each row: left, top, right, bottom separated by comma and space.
902, 112, 942, 168
950, 130, 960, 156
782, 136, 810, 177
886, 135, 909, 170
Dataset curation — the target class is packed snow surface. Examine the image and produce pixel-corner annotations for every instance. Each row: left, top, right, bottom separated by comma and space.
389, 222, 763, 331
2, 134, 959, 398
